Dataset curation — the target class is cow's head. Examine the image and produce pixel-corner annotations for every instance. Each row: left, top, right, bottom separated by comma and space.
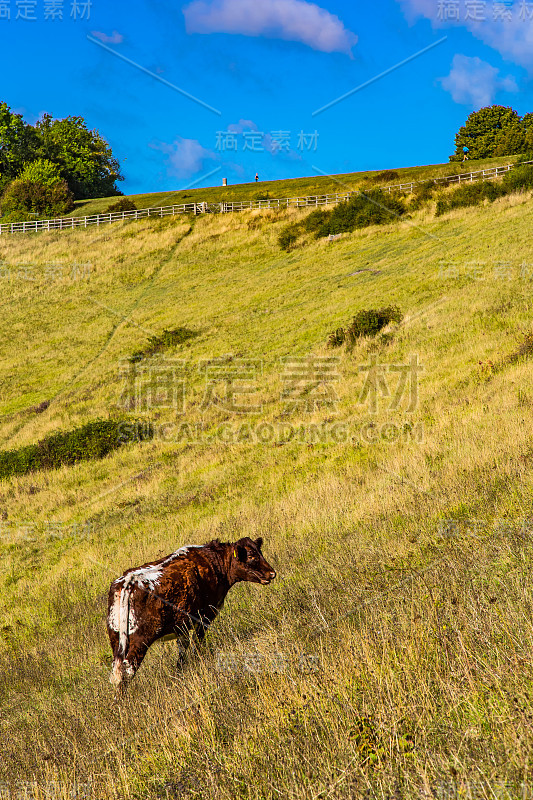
230, 537, 276, 585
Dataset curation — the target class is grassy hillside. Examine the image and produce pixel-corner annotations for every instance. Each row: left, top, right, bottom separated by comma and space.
1, 185, 533, 799
69, 154, 523, 218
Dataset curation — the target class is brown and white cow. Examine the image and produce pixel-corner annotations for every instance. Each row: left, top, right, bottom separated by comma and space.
107, 536, 275, 690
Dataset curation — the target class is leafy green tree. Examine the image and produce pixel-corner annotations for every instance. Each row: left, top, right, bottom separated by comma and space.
36, 114, 124, 199
0, 103, 39, 185
19, 158, 63, 186
523, 113, 533, 154
451, 106, 525, 160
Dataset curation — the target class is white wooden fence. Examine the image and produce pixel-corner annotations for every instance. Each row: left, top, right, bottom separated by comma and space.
1, 159, 531, 236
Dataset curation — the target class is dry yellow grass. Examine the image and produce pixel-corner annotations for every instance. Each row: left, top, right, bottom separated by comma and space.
1, 191, 533, 798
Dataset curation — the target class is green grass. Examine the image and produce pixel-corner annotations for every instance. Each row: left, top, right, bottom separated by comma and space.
67, 154, 525, 218
1, 185, 533, 798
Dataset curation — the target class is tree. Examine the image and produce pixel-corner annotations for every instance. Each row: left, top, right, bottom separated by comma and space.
523, 113, 533, 154
0, 103, 39, 187
36, 114, 124, 199
19, 158, 63, 186
450, 106, 526, 161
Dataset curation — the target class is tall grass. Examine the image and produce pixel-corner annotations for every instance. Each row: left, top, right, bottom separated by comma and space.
1, 189, 533, 798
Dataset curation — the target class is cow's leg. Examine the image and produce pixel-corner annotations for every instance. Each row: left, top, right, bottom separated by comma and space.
176, 631, 191, 669
194, 609, 218, 645
121, 636, 151, 686
170, 622, 196, 670
108, 628, 124, 688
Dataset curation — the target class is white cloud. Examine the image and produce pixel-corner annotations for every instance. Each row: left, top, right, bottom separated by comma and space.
150, 137, 217, 178
227, 119, 257, 133
90, 30, 124, 44
183, 0, 357, 55
398, 0, 533, 71
440, 54, 518, 107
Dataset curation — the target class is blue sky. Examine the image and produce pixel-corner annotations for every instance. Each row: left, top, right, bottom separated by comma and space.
2, 0, 532, 194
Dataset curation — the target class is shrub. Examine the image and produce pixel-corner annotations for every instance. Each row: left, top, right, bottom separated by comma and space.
316, 190, 406, 237
278, 225, 300, 252
409, 180, 437, 210
107, 197, 137, 213
0, 177, 74, 220
0, 419, 154, 480
327, 307, 403, 348
346, 306, 402, 342
435, 180, 506, 216
129, 326, 199, 362
303, 209, 331, 233
501, 164, 533, 193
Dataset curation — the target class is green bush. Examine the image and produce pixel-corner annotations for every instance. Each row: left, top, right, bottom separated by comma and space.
501, 164, 533, 193
277, 192, 406, 249
435, 165, 533, 217
278, 226, 300, 252
435, 180, 506, 216
0, 177, 74, 221
303, 209, 331, 233
0, 419, 154, 480
129, 327, 199, 362
107, 197, 137, 213
409, 180, 437, 210
316, 190, 406, 237
346, 306, 403, 343
328, 307, 403, 348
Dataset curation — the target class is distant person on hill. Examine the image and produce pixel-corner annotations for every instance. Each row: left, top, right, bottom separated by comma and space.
463, 146, 469, 162
255, 173, 259, 182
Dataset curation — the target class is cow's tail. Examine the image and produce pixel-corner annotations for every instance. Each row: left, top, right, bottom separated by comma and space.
118, 575, 134, 658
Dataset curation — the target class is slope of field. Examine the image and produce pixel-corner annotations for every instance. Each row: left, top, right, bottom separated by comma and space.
68, 154, 523, 218
1, 188, 533, 799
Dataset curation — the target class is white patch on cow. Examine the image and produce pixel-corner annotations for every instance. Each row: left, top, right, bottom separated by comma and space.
168, 544, 203, 561
129, 564, 163, 591
123, 659, 135, 677
118, 574, 135, 655
128, 605, 138, 635
108, 591, 121, 632
128, 545, 202, 589
110, 658, 123, 685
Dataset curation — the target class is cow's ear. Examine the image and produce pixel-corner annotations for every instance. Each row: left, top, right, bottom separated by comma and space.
255, 537, 263, 550
237, 544, 247, 562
